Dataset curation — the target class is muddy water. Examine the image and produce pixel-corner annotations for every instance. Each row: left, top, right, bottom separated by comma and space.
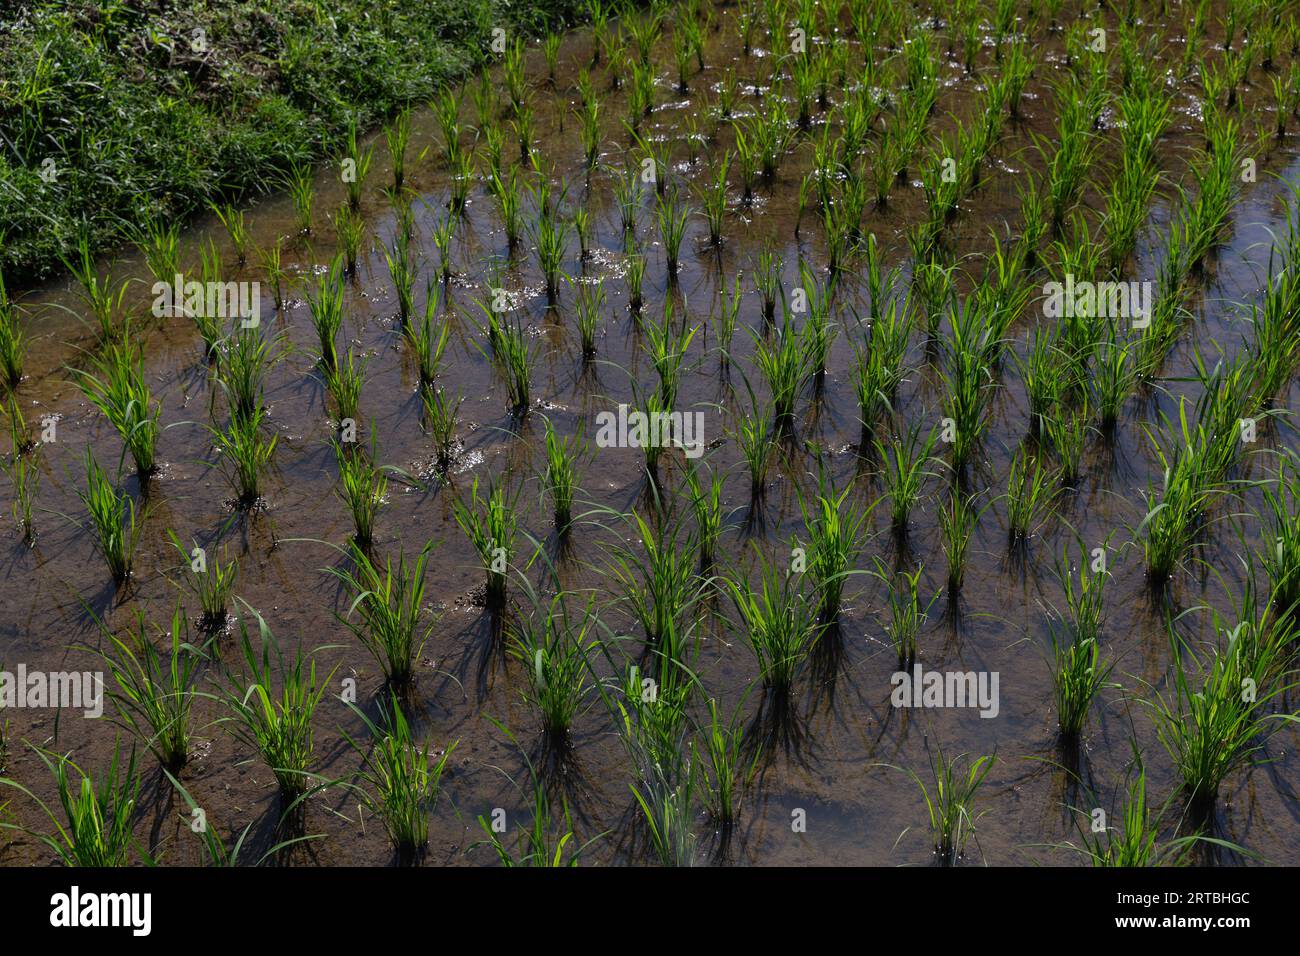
2, 2, 1299, 866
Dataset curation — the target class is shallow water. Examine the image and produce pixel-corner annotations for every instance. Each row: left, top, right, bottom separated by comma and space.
2, 1, 1299, 866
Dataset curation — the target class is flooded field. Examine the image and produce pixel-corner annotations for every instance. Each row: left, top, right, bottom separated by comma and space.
2, 0, 1299, 866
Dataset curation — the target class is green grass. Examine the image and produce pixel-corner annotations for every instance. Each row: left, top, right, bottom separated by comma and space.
327, 541, 434, 688
79, 449, 143, 585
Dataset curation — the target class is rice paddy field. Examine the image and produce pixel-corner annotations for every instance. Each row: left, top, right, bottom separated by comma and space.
1, 0, 1299, 869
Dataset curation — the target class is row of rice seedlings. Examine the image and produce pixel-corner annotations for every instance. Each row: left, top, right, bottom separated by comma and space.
452, 476, 519, 613
342, 694, 454, 864
334, 436, 387, 548
95, 606, 203, 773
1036, 73, 1105, 234
79, 449, 143, 584
1261, 454, 1300, 620
70, 339, 160, 477
167, 530, 238, 629
219, 607, 333, 802
328, 541, 433, 688
1047, 544, 1115, 737
0, 742, 148, 866
208, 406, 277, 508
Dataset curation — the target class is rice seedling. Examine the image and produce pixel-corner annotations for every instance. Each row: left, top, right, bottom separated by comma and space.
876, 423, 939, 536
573, 278, 604, 361
938, 489, 979, 598
1261, 456, 1300, 619
286, 163, 315, 235
799, 478, 872, 626
132, 214, 182, 290
700, 694, 752, 828
0, 741, 149, 866
626, 250, 647, 314
218, 323, 274, 424
488, 315, 535, 415
421, 383, 462, 476
334, 436, 387, 548
726, 546, 819, 700
79, 449, 143, 585
0, 272, 23, 392
1047, 544, 1114, 738
510, 594, 597, 750
896, 748, 994, 865
685, 462, 724, 570
1143, 620, 1298, 813
168, 531, 237, 628
257, 238, 287, 313
451, 476, 519, 613
308, 257, 346, 370
877, 561, 934, 668
514, 99, 536, 160
503, 36, 528, 112
323, 345, 366, 429
3, 401, 38, 543
342, 114, 376, 212
475, 759, 589, 866
1004, 447, 1054, 550
1042, 404, 1092, 486
96, 606, 203, 772
751, 309, 808, 435
572, 206, 592, 260
1092, 321, 1135, 436
385, 108, 411, 190
940, 303, 997, 480
334, 203, 367, 277
408, 284, 449, 389
209, 406, 277, 508
212, 203, 250, 266
70, 339, 160, 476
734, 394, 773, 502
220, 606, 332, 802
656, 194, 691, 277
530, 212, 570, 303
327, 541, 433, 688
753, 245, 782, 323
341, 695, 454, 864
542, 418, 582, 535
65, 230, 130, 341
601, 509, 701, 677
716, 273, 742, 365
